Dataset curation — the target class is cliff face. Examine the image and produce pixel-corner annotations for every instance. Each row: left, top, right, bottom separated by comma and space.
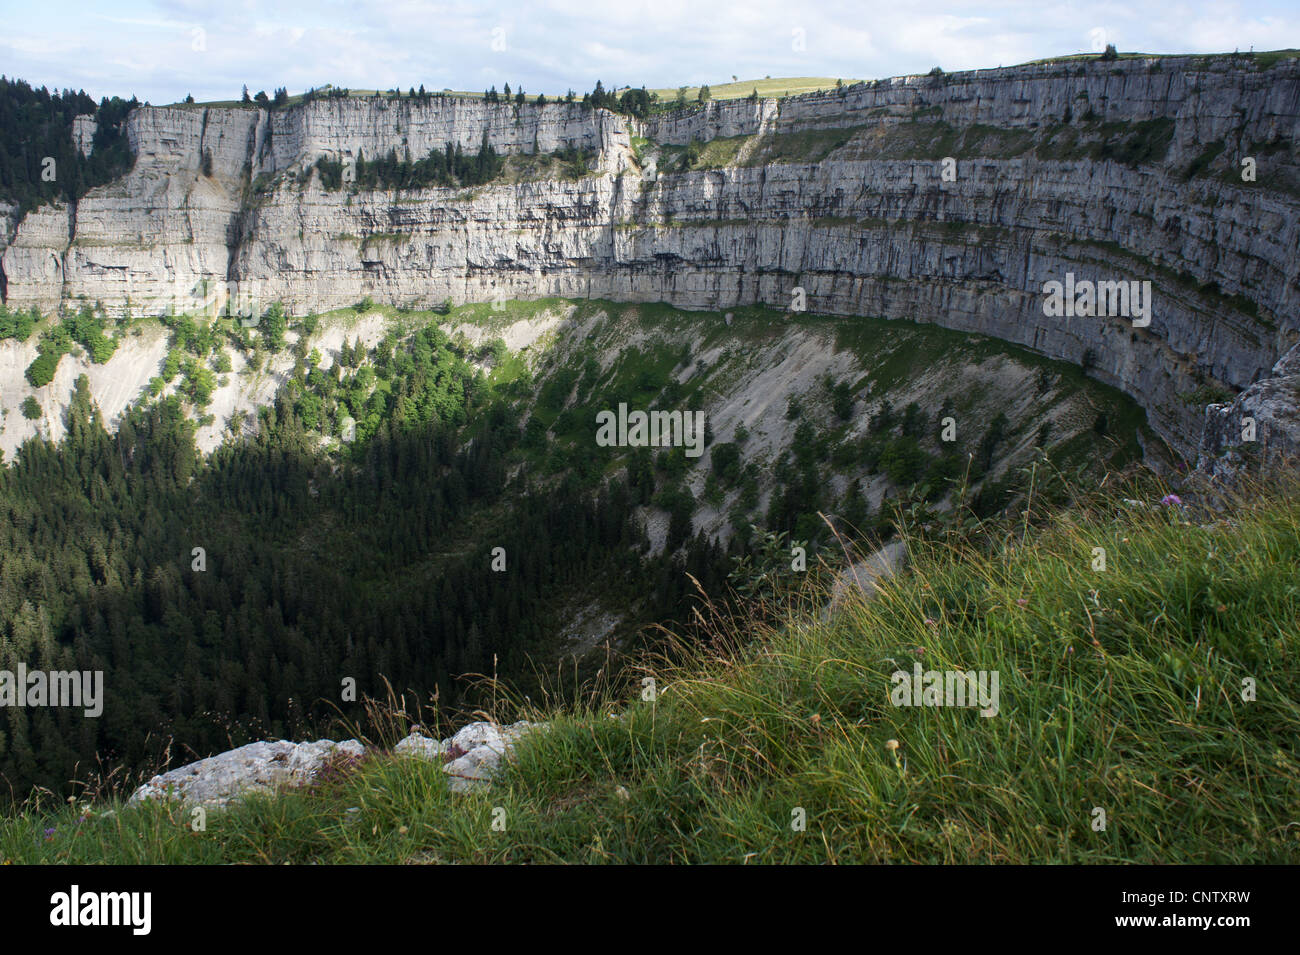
641, 56, 1299, 145
2, 56, 1298, 462
0, 99, 631, 316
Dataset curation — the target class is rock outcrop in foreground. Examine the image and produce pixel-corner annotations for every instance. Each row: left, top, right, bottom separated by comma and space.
1197, 342, 1300, 478
128, 739, 366, 808
128, 721, 542, 807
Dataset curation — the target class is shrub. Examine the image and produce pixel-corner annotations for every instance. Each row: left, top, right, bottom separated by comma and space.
261, 303, 288, 350
0, 305, 38, 341
65, 306, 118, 363
870, 399, 895, 434
162, 347, 184, 380
828, 379, 854, 420
901, 401, 925, 438
881, 434, 929, 485
24, 350, 61, 388
20, 396, 41, 420
711, 442, 742, 484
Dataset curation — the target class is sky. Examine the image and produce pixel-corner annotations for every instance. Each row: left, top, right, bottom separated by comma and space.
2, 0, 1298, 105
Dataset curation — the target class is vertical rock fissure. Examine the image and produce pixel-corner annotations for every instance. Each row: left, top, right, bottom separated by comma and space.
59, 198, 77, 315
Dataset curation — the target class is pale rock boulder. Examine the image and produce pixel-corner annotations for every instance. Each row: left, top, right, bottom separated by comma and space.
396, 719, 544, 793
442, 747, 504, 794
443, 720, 542, 793
447, 720, 508, 752
393, 732, 449, 761
128, 738, 365, 808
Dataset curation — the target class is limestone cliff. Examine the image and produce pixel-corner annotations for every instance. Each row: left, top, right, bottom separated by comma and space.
2, 55, 1298, 463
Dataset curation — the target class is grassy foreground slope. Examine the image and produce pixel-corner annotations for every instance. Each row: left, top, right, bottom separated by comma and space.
3, 478, 1298, 864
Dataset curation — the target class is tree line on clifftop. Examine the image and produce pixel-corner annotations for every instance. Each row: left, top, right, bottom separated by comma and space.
0, 77, 137, 217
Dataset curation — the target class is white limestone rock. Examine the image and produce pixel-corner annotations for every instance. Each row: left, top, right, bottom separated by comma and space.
442, 747, 504, 794
447, 721, 505, 753
394, 720, 544, 793
128, 738, 365, 808
72, 115, 97, 157
394, 732, 449, 761
442, 720, 543, 793
123, 721, 541, 807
